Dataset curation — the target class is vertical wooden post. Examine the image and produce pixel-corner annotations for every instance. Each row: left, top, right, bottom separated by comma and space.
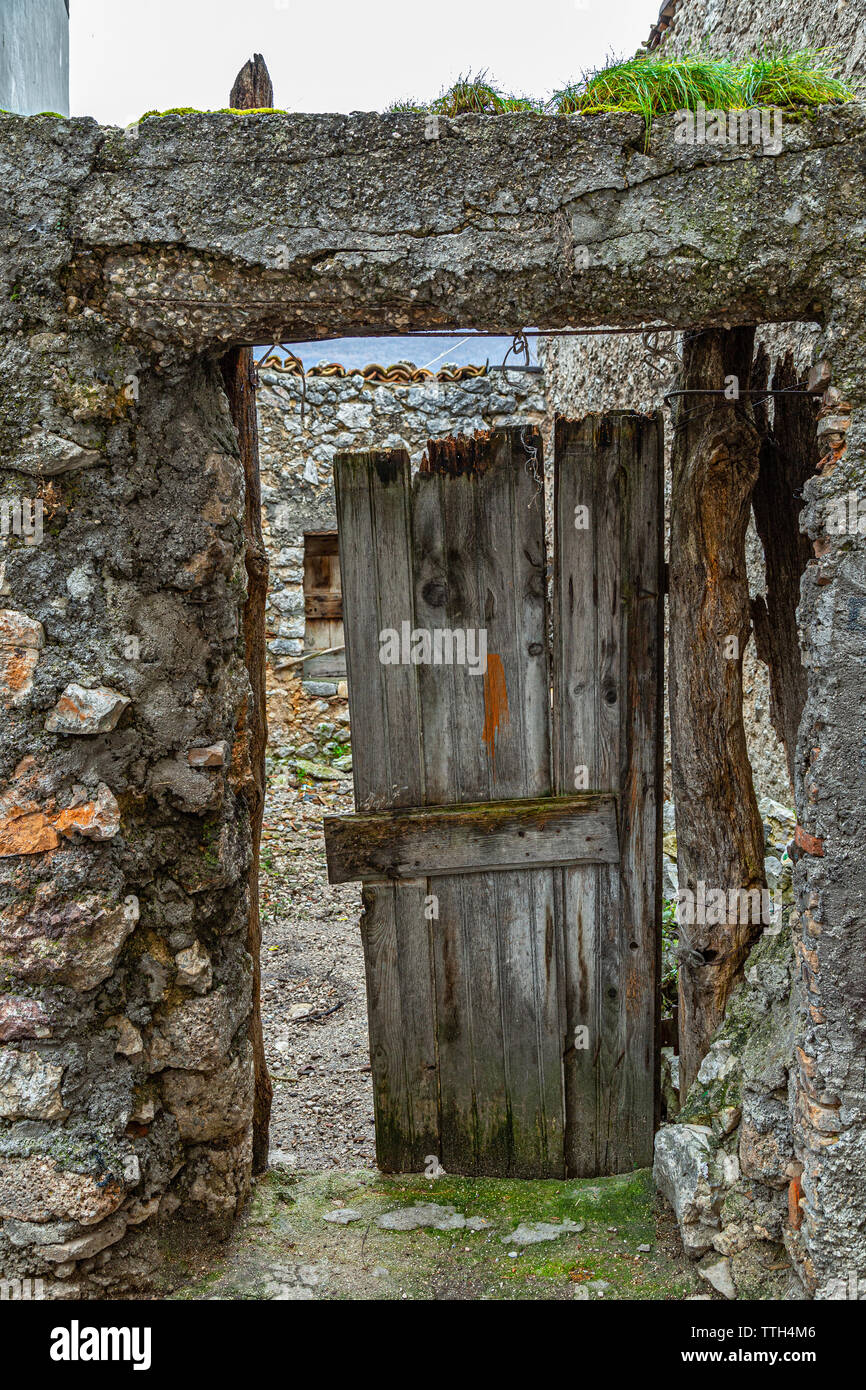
750, 348, 815, 790
221, 53, 274, 1173
669, 328, 766, 1096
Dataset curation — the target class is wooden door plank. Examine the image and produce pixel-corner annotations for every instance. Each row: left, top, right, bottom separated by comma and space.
335, 449, 424, 810
413, 430, 564, 1176
554, 413, 663, 1176
620, 414, 665, 1157
412, 452, 506, 1175
335, 449, 439, 1168
323, 793, 619, 883
554, 415, 604, 1176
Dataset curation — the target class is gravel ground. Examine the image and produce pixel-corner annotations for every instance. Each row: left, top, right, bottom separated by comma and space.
259, 749, 375, 1170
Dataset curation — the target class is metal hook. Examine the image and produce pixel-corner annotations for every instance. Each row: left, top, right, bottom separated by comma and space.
502, 330, 530, 373
520, 423, 543, 502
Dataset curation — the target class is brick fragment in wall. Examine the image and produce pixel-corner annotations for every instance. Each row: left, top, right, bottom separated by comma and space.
0, 781, 121, 855
187, 741, 227, 768
0, 997, 51, 1042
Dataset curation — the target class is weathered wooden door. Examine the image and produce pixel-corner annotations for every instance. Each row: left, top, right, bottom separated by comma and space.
324, 417, 663, 1178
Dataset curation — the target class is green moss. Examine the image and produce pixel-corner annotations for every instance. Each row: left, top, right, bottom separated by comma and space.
165, 1167, 700, 1302
137, 106, 289, 121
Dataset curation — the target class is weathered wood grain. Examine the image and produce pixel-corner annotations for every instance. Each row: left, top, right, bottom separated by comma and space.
553, 413, 663, 1176
336, 418, 662, 1179
669, 330, 766, 1095
336, 430, 571, 1176
219, 52, 276, 1175
415, 429, 562, 1176
334, 448, 436, 1170
304, 593, 343, 620
324, 794, 619, 883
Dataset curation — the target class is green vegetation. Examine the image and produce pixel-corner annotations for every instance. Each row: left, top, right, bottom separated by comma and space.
740, 48, 854, 108
555, 52, 742, 122
387, 70, 544, 117
661, 898, 679, 1017
167, 1167, 701, 1301
555, 47, 854, 145
386, 49, 855, 146
137, 106, 288, 120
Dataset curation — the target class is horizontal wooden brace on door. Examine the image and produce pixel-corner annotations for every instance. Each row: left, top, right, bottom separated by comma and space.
323, 792, 619, 885
305, 593, 343, 619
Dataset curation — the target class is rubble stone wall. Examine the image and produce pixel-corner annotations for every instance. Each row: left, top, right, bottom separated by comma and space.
650, 0, 866, 1299
0, 331, 254, 1296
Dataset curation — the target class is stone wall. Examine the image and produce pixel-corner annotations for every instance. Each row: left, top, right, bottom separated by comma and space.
257, 358, 545, 750
0, 333, 253, 1297
641, 0, 866, 1297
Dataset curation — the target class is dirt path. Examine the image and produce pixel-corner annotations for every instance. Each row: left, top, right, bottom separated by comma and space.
259, 749, 375, 1170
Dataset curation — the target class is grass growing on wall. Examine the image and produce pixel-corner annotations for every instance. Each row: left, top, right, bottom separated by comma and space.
386, 70, 545, 117
554, 53, 744, 122
387, 49, 855, 135
740, 49, 854, 108
555, 47, 854, 128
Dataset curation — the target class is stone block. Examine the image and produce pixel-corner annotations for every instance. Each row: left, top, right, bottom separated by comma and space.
45, 684, 131, 735
0, 892, 139, 990
161, 1044, 253, 1142
0, 1048, 67, 1120
0, 1156, 126, 1226
0, 609, 44, 705
653, 1123, 724, 1257
148, 988, 248, 1073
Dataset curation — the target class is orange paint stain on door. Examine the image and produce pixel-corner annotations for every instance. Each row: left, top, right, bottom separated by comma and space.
481, 653, 509, 775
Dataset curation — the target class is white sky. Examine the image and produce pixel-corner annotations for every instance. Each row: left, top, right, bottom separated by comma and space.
70, 0, 655, 126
